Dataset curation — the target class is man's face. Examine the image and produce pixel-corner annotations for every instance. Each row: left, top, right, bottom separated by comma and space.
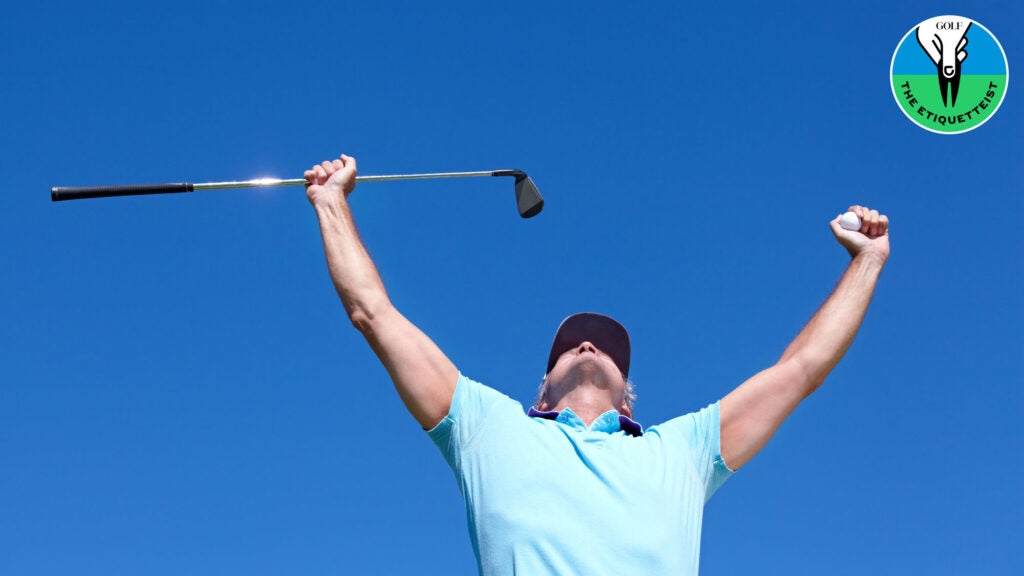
541, 340, 631, 417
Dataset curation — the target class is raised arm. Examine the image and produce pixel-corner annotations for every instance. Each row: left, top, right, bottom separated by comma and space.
306, 155, 458, 429
719, 206, 890, 470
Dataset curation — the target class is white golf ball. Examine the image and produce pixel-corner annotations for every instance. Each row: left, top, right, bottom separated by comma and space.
839, 211, 861, 231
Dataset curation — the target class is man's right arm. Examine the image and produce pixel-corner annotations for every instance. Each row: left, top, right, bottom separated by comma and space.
306, 155, 458, 430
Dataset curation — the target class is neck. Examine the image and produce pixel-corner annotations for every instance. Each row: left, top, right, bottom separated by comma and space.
546, 382, 624, 427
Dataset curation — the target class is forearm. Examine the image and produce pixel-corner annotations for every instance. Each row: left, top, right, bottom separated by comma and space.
304, 154, 458, 428
779, 252, 886, 388
315, 201, 392, 329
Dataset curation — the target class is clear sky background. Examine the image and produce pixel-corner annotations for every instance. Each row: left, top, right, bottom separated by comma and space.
2, 1, 1021, 574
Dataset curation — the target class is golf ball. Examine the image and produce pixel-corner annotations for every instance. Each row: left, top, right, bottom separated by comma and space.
839, 211, 861, 231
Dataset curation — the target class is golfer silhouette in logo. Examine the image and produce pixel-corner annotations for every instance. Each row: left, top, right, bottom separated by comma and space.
916, 18, 971, 107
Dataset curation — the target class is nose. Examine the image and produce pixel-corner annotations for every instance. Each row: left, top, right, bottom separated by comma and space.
576, 341, 598, 354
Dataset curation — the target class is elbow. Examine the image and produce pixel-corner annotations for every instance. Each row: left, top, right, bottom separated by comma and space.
804, 374, 827, 397
347, 297, 394, 334
348, 308, 374, 334
784, 356, 829, 398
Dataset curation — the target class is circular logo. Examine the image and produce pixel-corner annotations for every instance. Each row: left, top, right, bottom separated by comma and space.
891, 16, 1008, 134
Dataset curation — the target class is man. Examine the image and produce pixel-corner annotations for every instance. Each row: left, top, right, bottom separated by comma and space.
305, 154, 890, 575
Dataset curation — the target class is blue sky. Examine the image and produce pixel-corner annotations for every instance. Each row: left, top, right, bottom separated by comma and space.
2, 1, 1021, 574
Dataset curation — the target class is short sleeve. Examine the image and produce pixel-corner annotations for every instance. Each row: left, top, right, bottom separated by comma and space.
426, 373, 511, 470
658, 402, 734, 501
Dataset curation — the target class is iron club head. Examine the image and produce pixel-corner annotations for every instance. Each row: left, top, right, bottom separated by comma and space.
514, 176, 544, 219
492, 169, 544, 218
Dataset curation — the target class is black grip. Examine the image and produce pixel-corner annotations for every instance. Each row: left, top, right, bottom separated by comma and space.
51, 182, 194, 202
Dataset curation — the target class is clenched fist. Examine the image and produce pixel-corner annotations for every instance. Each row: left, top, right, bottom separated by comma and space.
830, 205, 890, 262
305, 154, 358, 209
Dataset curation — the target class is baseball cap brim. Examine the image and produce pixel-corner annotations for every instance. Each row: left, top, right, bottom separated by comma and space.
546, 312, 631, 377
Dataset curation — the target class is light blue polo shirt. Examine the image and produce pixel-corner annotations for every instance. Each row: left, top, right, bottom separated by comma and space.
428, 374, 734, 576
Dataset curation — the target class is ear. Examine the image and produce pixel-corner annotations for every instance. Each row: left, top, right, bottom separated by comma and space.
537, 400, 550, 411
619, 402, 633, 419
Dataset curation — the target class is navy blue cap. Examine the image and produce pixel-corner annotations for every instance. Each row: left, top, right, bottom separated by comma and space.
546, 312, 631, 377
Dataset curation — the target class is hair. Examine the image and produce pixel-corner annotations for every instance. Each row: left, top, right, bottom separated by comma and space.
534, 373, 637, 412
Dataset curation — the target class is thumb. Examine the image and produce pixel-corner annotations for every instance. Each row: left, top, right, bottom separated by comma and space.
829, 214, 844, 234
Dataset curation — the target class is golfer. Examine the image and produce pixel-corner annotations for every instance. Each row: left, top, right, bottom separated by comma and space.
306, 154, 890, 575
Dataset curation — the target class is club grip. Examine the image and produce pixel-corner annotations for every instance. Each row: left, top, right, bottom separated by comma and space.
51, 182, 194, 202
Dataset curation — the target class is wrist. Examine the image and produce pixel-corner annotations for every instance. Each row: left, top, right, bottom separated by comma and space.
313, 198, 348, 221
852, 249, 887, 267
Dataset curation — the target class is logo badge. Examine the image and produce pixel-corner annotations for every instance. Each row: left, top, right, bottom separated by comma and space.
891, 16, 1008, 134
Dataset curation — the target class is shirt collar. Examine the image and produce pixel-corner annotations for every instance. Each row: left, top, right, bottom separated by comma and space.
527, 406, 644, 437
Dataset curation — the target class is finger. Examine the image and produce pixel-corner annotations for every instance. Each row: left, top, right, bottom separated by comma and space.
861, 210, 871, 236
321, 160, 334, 177
332, 158, 345, 171
878, 214, 889, 236
304, 169, 315, 185
867, 209, 880, 236
313, 165, 326, 183
342, 154, 357, 174
855, 206, 870, 234
849, 205, 864, 225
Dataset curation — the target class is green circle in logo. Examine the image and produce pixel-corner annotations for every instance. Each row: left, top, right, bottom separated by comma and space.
891, 15, 1008, 134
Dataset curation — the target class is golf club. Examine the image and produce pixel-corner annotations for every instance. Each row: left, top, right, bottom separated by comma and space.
51, 169, 545, 218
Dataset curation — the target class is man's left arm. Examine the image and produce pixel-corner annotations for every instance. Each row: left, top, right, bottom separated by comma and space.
719, 206, 890, 471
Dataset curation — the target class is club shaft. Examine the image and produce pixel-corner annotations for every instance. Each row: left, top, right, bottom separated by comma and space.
51, 169, 527, 202
49, 167, 541, 217
193, 171, 496, 191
